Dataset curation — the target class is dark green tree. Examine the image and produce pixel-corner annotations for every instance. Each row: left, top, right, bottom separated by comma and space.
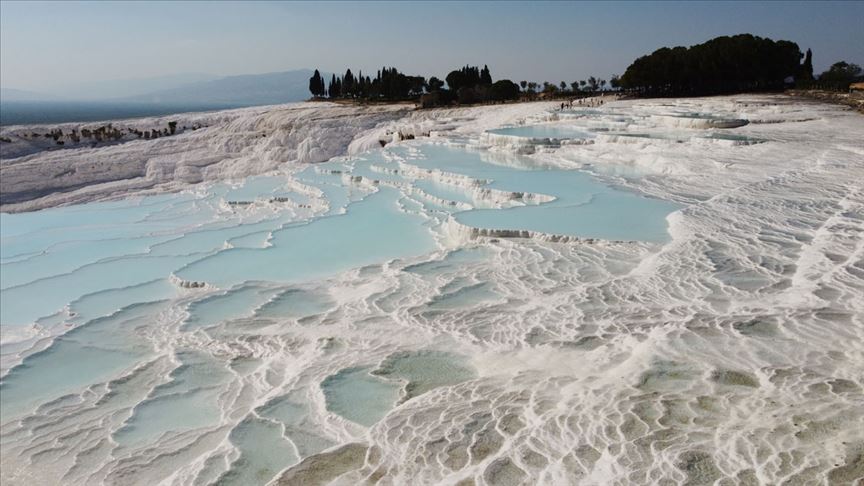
328, 74, 337, 98
356, 70, 365, 97
446, 65, 484, 92
409, 76, 427, 95
342, 69, 354, 97
619, 34, 805, 96
488, 80, 520, 101
427, 77, 444, 92
309, 69, 324, 97
457, 87, 476, 104
800, 49, 814, 81
818, 61, 862, 90
480, 65, 492, 85
446, 70, 466, 92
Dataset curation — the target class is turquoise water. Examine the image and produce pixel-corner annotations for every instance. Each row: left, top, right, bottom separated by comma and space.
608, 131, 762, 145
372, 351, 475, 402
0, 300, 162, 420
174, 186, 438, 287
253, 288, 334, 320
395, 144, 679, 242
321, 351, 475, 425
487, 124, 593, 140
1, 253, 204, 327
321, 366, 402, 426
112, 350, 231, 447
218, 417, 300, 485
256, 392, 334, 457
458, 190, 676, 242
183, 286, 278, 330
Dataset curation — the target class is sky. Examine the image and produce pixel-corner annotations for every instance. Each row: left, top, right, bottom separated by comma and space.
2, 0, 863, 93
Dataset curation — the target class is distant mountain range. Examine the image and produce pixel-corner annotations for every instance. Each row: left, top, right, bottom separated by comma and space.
125, 69, 326, 106
2, 69, 327, 107
0, 88, 60, 102
63, 73, 222, 100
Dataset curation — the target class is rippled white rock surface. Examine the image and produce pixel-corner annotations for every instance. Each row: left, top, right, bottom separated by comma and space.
1, 95, 863, 485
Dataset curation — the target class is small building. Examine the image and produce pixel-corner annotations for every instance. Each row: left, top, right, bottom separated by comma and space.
850, 82, 864, 92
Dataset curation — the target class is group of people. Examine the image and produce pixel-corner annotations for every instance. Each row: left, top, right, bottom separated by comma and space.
559, 97, 606, 110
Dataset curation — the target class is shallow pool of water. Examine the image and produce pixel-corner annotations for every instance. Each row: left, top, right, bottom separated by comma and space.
487, 124, 594, 140
394, 144, 679, 241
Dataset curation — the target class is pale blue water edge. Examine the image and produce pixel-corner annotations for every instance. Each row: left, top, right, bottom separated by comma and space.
486, 124, 593, 140
398, 144, 679, 242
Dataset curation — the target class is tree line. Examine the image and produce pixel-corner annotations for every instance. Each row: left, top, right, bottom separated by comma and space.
309, 67, 426, 100
618, 34, 812, 96
309, 64, 622, 107
310, 65, 525, 107
521, 77, 621, 96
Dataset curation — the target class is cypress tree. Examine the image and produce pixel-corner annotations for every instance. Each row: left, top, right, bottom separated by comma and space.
801, 48, 814, 80
343, 69, 354, 97
481, 65, 492, 85
309, 69, 323, 97
328, 74, 337, 98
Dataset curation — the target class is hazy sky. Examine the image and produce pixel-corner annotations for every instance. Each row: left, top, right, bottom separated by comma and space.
2, 0, 862, 92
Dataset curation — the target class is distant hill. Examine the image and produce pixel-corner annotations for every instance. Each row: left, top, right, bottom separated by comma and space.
1, 70, 327, 124
57, 73, 222, 100
0, 88, 60, 102
126, 69, 327, 106
2, 73, 220, 102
